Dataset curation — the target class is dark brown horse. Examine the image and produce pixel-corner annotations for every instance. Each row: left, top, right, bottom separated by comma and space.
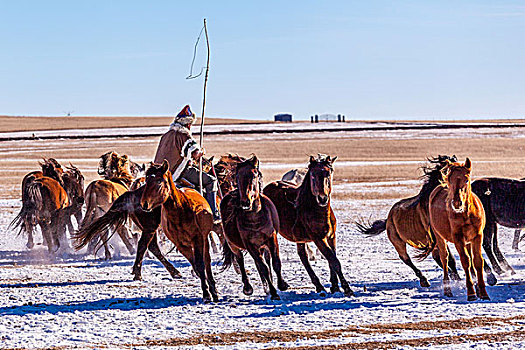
264, 154, 353, 297
11, 159, 84, 250
221, 155, 288, 300
13, 175, 71, 253
140, 161, 218, 302
355, 155, 482, 287
471, 177, 525, 275
429, 158, 489, 301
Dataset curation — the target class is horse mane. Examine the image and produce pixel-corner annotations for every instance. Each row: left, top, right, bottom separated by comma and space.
40, 158, 64, 186
416, 155, 457, 201
98, 151, 118, 179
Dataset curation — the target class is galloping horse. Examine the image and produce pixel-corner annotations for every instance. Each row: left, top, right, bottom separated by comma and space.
81, 151, 137, 259
221, 155, 289, 300
11, 159, 84, 250
471, 177, 525, 275
264, 154, 354, 297
356, 155, 481, 287
429, 158, 489, 301
140, 160, 218, 302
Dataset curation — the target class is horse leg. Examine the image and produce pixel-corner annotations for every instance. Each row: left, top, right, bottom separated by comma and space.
190, 236, 213, 302
203, 236, 219, 302
454, 238, 476, 301
306, 243, 316, 261
436, 238, 452, 297
41, 222, 54, 254
232, 246, 253, 295
268, 234, 289, 291
246, 243, 280, 300
25, 217, 34, 249
314, 239, 354, 297
472, 236, 490, 300
391, 230, 429, 287
297, 242, 327, 294
492, 228, 515, 274
512, 229, 521, 251
482, 220, 504, 275
146, 231, 182, 279
445, 246, 461, 281
326, 234, 341, 293
117, 225, 136, 255
132, 230, 155, 281
263, 248, 273, 284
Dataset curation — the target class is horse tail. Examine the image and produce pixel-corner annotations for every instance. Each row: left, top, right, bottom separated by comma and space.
355, 219, 387, 236
414, 226, 437, 261
220, 240, 236, 272
73, 193, 131, 251
10, 182, 43, 236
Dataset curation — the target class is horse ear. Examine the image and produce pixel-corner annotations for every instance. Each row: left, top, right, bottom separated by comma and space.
141, 163, 146, 171
309, 155, 315, 163
250, 155, 259, 169
465, 157, 471, 171
330, 156, 337, 164
161, 160, 169, 173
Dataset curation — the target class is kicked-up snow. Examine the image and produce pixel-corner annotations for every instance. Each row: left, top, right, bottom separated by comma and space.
1, 184, 525, 349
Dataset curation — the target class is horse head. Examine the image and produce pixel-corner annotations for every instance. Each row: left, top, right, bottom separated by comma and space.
98, 151, 119, 178
140, 160, 172, 212
307, 154, 337, 207
441, 158, 472, 214
130, 161, 146, 179
236, 155, 262, 211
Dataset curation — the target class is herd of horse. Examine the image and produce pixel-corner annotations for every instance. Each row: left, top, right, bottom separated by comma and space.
8, 151, 525, 303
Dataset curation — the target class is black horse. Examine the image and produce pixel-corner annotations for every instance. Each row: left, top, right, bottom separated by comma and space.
471, 177, 525, 275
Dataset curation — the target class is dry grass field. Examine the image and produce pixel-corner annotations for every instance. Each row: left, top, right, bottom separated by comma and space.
0, 115, 266, 133
1, 122, 524, 200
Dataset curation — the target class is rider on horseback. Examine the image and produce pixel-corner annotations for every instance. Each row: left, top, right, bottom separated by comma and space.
154, 105, 221, 223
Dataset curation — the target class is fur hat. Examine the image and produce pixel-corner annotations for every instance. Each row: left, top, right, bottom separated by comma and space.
173, 105, 196, 126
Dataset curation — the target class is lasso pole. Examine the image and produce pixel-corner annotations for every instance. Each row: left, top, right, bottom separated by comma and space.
199, 18, 210, 196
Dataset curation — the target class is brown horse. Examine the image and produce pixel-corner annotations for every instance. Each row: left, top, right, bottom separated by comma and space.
140, 160, 218, 302
12, 159, 84, 250
15, 175, 70, 253
355, 155, 476, 287
429, 158, 489, 301
81, 151, 136, 259
264, 154, 353, 297
214, 153, 246, 195
221, 155, 289, 300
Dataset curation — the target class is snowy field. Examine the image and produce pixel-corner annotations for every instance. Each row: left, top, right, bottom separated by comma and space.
1, 178, 525, 349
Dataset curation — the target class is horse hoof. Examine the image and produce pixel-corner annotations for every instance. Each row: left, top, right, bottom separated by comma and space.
420, 279, 430, 288
330, 286, 341, 294
170, 271, 183, 279
467, 295, 477, 301
133, 275, 142, 281
444, 291, 453, 298
270, 294, 281, 301
203, 296, 212, 304
278, 282, 290, 291
212, 295, 219, 303
26, 243, 34, 250
243, 285, 254, 296
450, 273, 461, 281
344, 289, 355, 297
487, 274, 497, 286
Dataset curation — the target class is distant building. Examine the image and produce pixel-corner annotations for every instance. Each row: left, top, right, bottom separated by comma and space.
274, 113, 292, 122
310, 113, 346, 123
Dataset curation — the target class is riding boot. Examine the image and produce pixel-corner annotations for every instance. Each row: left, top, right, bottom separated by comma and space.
205, 190, 221, 223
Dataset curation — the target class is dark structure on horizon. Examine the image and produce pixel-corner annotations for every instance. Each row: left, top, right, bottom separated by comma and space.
311, 114, 346, 123
274, 113, 292, 122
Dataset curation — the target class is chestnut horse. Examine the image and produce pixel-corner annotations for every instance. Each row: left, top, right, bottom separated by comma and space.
74, 157, 230, 282
140, 160, 218, 302
429, 158, 489, 301
355, 155, 478, 287
221, 155, 289, 300
81, 151, 136, 259
264, 154, 353, 297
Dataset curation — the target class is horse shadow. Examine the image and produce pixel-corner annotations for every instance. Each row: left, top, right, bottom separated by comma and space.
0, 294, 201, 316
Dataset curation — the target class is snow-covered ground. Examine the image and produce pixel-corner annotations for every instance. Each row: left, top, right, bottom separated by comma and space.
1, 179, 525, 349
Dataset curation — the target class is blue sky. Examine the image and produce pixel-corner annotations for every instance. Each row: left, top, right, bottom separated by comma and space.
1, 1, 524, 120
